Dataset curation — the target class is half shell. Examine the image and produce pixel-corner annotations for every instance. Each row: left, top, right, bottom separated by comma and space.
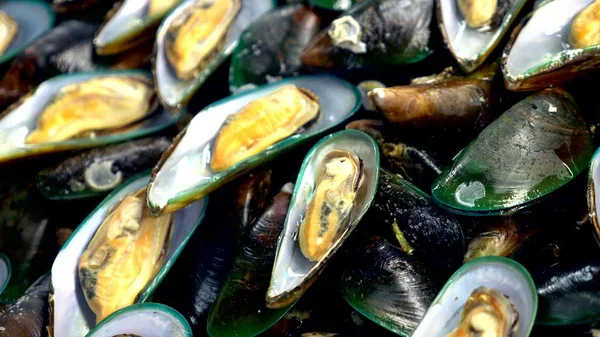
266, 130, 380, 309
51, 171, 207, 336
588, 147, 600, 247
147, 75, 360, 216
154, 0, 274, 111
411, 256, 537, 337
0, 70, 181, 165
0, 253, 9, 296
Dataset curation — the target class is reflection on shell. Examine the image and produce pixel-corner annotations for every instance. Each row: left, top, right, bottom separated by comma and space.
0, 11, 17, 55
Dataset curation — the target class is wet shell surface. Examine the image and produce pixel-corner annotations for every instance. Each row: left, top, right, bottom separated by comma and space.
147, 75, 360, 217
51, 172, 207, 336
0, 253, 9, 295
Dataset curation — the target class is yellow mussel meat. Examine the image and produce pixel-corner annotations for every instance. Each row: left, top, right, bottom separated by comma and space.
446, 286, 519, 337
78, 188, 173, 323
569, 0, 600, 49
299, 149, 364, 262
166, 0, 241, 80
458, 0, 498, 29
25, 76, 156, 145
0, 11, 17, 56
210, 84, 320, 172
148, 0, 182, 18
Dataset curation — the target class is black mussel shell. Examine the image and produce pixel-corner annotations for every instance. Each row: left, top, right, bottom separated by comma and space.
0, 273, 50, 337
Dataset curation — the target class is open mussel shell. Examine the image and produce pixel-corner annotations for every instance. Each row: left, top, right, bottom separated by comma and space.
266, 130, 380, 309
154, 0, 275, 111
437, 0, 528, 72
51, 171, 207, 336
94, 0, 182, 55
502, 0, 600, 91
0, 70, 181, 165
588, 147, 600, 247
432, 88, 593, 216
0, 0, 55, 65
85, 303, 192, 337
0, 273, 49, 337
147, 75, 361, 217
411, 256, 538, 337
36, 137, 172, 200
0, 253, 10, 295
229, 4, 323, 93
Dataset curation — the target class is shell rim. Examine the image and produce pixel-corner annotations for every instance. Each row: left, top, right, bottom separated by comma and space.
147, 74, 362, 216
266, 129, 381, 306
85, 302, 193, 337
0, 253, 11, 295
0, 69, 184, 165
436, 0, 528, 73
0, 0, 56, 65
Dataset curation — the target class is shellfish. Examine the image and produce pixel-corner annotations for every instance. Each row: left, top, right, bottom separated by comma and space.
0, 11, 18, 56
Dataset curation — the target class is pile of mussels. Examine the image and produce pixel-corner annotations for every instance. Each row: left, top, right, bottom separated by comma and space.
0, 0, 600, 336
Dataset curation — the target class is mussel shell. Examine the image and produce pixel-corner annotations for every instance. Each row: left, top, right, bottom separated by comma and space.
36, 137, 172, 200
588, 147, 600, 247
0, 273, 49, 337
300, 0, 438, 72
432, 88, 593, 216
0, 254, 10, 296
0, 20, 99, 113
371, 169, 464, 278
341, 235, 438, 336
51, 0, 117, 14
534, 260, 600, 325
207, 183, 294, 337
153, 169, 272, 335
0, 1, 55, 65
229, 4, 323, 93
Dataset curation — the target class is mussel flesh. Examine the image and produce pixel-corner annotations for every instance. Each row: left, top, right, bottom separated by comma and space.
445, 286, 519, 337
166, 0, 241, 80
78, 188, 173, 323
24, 75, 157, 145
569, 0, 600, 49
0, 11, 17, 56
299, 149, 364, 262
149, 0, 182, 18
457, 0, 511, 29
211, 84, 320, 172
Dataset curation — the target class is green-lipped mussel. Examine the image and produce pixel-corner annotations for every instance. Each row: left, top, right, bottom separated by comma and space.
154, 0, 274, 111
432, 88, 593, 216
147, 75, 360, 217
0, 70, 181, 165
411, 257, 537, 337
588, 147, 600, 247
36, 137, 171, 200
207, 183, 294, 337
300, 0, 438, 72
0, 273, 49, 337
502, 0, 600, 91
229, 4, 323, 93
94, 0, 183, 55
437, 0, 527, 72
267, 130, 379, 308
0, 253, 9, 296
0, 0, 54, 65
51, 172, 207, 335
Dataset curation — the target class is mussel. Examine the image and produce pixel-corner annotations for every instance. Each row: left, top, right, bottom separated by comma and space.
587, 147, 600, 246
267, 130, 379, 309
147, 75, 360, 217
0, 11, 17, 56
0, 273, 49, 337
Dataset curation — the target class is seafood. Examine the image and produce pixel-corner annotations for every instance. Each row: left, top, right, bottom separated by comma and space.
570, 0, 600, 49
432, 89, 593, 215
229, 4, 323, 93
36, 137, 172, 199
267, 130, 379, 309
588, 147, 600, 246
211, 85, 320, 172
51, 0, 117, 14
0, 273, 49, 337
445, 286, 519, 337
0, 11, 17, 55
78, 187, 174, 323
25, 76, 157, 145
147, 76, 360, 217
166, 0, 241, 80
411, 257, 537, 337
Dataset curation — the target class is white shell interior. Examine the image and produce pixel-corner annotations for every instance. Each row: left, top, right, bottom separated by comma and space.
148, 75, 359, 211
154, 0, 273, 109
86, 304, 191, 337
411, 258, 537, 337
504, 0, 593, 77
0, 1, 53, 60
267, 131, 378, 302
0, 71, 177, 163
0, 254, 9, 294
51, 174, 206, 337
439, 0, 527, 69
591, 150, 600, 221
